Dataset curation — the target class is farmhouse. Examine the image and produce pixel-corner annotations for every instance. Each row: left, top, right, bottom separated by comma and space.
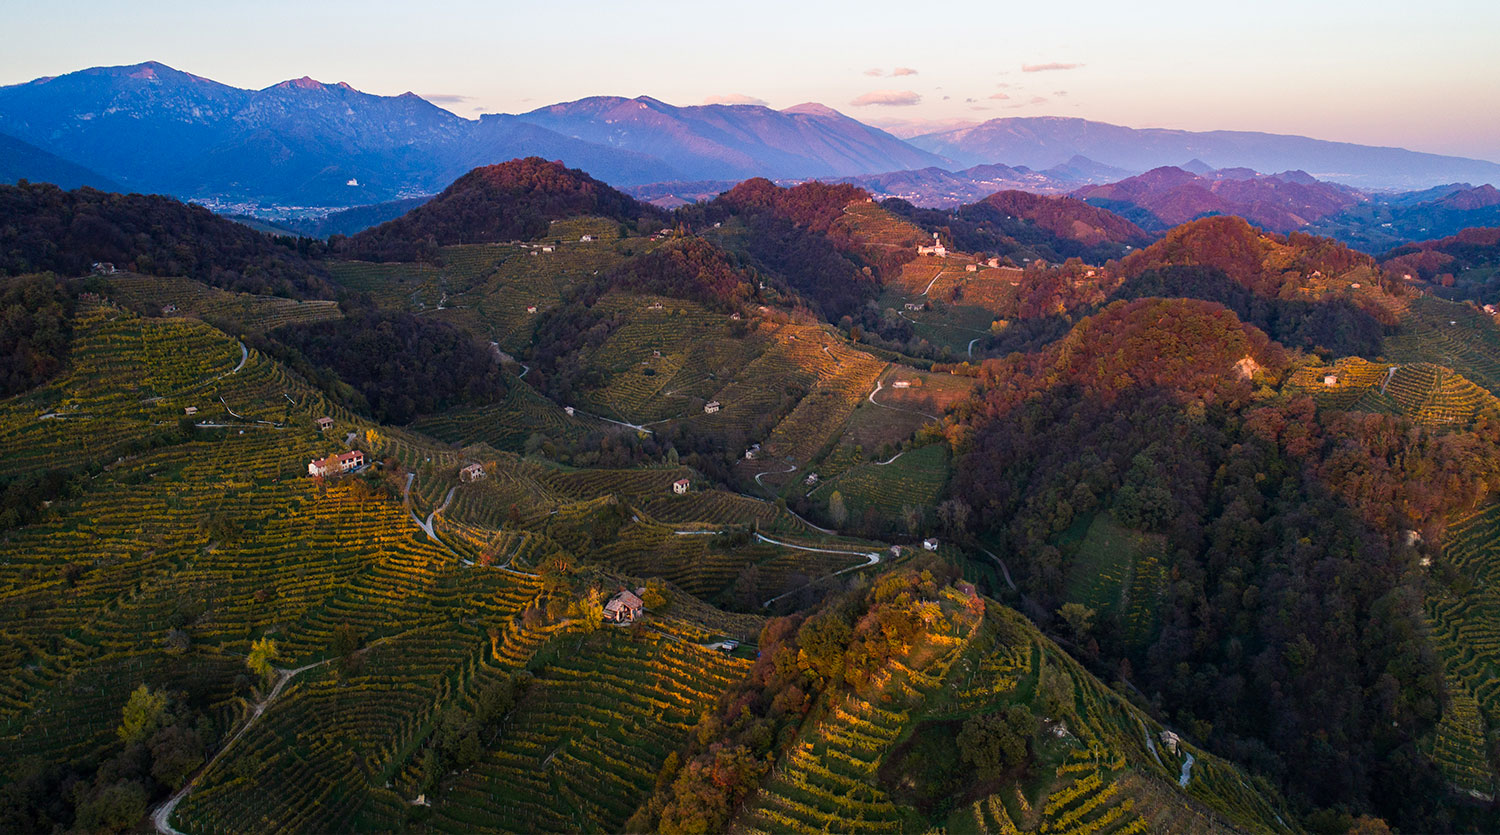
730, 312, 741, 320
541, 245, 554, 253
161, 304, 178, 315
580, 234, 596, 242
603, 589, 646, 624
923, 537, 939, 551
1324, 374, 1338, 386
892, 380, 911, 389
526, 305, 538, 314
564, 406, 575, 416
904, 303, 922, 311
804, 472, 819, 485
308, 450, 365, 477
459, 463, 486, 482
890, 545, 903, 557
183, 406, 198, 415
316, 416, 334, 432
704, 400, 721, 414
986, 257, 1001, 268
672, 478, 690, 495
916, 232, 947, 257
965, 264, 978, 273
91, 262, 117, 275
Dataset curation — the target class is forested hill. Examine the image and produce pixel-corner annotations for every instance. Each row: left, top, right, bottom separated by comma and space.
946, 295, 1500, 829
0, 181, 330, 297
337, 157, 663, 261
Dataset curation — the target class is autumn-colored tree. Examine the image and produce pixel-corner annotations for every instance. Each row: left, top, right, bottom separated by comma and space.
247, 636, 280, 685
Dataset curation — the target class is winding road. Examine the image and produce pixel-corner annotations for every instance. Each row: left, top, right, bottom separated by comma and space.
757, 533, 882, 607
865, 379, 939, 421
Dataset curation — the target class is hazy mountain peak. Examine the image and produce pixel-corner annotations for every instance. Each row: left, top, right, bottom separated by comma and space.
781, 102, 843, 119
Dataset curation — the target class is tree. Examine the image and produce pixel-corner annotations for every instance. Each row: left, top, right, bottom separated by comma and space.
957, 705, 1038, 778
149, 724, 204, 789
74, 781, 148, 832
1057, 603, 1096, 641
247, 636, 280, 686
901, 504, 924, 536
117, 685, 167, 744
330, 624, 362, 658
827, 490, 848, 528
937, 499, 971, 537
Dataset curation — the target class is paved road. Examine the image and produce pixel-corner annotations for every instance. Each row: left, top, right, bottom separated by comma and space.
758, 533, 882, 607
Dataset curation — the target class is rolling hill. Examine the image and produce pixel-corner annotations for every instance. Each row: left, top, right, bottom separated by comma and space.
1072, 165, 1361, 233
5, 162, 1500, 834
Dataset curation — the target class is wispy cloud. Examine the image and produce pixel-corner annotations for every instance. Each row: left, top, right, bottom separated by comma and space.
1029, 96, 1049, 104
989, 92, 1011, 100
421, 93, 471, 104
864, 68, 885, 76
850, 89, 922, 107
891, 67, 918, 76
1022, 62, 1081, 72
703, 93, 768, 106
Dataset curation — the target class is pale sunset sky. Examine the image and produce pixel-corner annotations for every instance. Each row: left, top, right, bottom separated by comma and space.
3, 0, 1498, 160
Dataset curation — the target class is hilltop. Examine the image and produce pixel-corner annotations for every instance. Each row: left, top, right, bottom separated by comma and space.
339, 158, 661, 260
0, 180, 331, 297
1072, 165, 1361, 233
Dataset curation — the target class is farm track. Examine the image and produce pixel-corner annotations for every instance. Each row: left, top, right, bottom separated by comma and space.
153, 637, 399, 835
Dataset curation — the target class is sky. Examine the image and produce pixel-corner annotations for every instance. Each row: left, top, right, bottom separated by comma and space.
4, 0, 1499, 161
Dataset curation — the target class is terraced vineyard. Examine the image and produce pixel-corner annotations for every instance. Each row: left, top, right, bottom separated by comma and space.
1287, 353, 1496, 424
1424, 503, 1500, 800
425, 629, 750, 833
733, 597, 1292, 835
824, 442, 950, 522
1385, 295, 1500, 395
573, 293, 753, 423
99, 273, 342, 332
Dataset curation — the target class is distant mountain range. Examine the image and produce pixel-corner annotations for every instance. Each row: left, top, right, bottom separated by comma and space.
0, 63, 944, 208
909, 116, 1500, 191
3, 61, 1498, 220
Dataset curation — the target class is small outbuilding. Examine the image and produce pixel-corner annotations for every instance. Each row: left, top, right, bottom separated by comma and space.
1323, 374, 1338, 386
922, 537, 939, 552
1159, 730, 1181, 755
704, 400, 721, 414
316, 416, 334, 432
183, 406, 198, 416
603, 589, 646, 624
459, 463, 487, 482
672, 478, 690, 495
